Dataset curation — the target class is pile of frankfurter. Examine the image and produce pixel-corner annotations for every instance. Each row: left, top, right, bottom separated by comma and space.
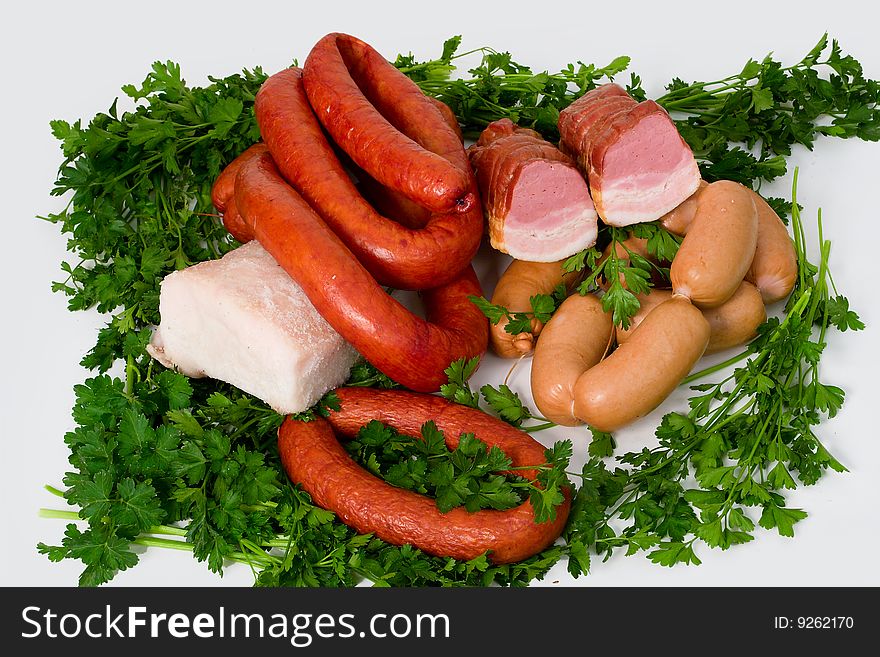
203, 32, 796, 564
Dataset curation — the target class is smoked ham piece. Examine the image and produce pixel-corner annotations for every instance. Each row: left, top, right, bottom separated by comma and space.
559, 84, 701, 227
468, 119, 598, 262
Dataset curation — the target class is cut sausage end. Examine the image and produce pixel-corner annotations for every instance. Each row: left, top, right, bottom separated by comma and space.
455, 192, 476, 213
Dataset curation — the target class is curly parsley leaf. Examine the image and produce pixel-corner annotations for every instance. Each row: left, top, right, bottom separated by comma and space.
440, 357, 481, 408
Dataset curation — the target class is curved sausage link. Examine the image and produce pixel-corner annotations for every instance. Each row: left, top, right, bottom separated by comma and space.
661, 182, 796, 304
746, 193, 798, 304
302, 33, 474, 214
670, 181, 758, 308
572, 296, 709, 431
490, 259, 582, 359
530, 294, 708, 431
277, 388, 571, 564
530, 293, 614, 426
616, 283, 766, 355
234, 150, 487, 392
255, 67, 482, 290
210, 144, 268, 242
210, 143, 269, 214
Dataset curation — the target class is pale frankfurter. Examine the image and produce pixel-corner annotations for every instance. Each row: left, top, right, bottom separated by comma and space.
530, 293, 614, 425
658, 179, 708, 235
747, 193, 798, 303
572, 296, 710, 431
661, 183, 797, 304
670, 181, 758, 308
489, 259, 581, 358
617, 283, 766, 354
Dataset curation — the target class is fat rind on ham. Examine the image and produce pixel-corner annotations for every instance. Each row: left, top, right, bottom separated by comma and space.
468, 119, 598, 262
559, 84, 701, 227
147, 241, 359, 414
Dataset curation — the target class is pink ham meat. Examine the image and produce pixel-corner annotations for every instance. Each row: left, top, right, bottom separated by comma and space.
558, 84, 701, 227
468, 118, 598, 262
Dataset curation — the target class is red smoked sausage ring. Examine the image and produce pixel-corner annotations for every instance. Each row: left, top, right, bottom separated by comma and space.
210, 144, 269, 243
277, 388, 571, 563
210, 143, 268, 214
255, 67, 482, 290
234, 150, 488, 392
302, 33, 474, 215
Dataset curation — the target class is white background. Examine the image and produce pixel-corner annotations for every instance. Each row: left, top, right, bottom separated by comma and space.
2, 0, 878, 587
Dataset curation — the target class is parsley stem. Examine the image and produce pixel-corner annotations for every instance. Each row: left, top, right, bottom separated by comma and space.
133, 536, 192, 552
44, 484, 65, 498
681, 350, 751, 385
521, 422, 557, 433
133, 536, 277, 567
39, 508, 189, 537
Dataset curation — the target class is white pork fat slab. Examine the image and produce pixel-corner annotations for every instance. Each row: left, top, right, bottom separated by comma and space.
147, 241, 359, 413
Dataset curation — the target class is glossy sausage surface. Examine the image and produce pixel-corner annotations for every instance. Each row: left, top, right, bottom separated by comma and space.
573, 296, 710, 431
302, 33, 473, 214
210, 143, 268, 214
617, 284, 765, 354
530, 293, 613, 426
661, 183, 796, 304
701, 281, 765, 353
747, 193, 798, 303
278, 388, 571, 563
658, 180, 707, 235
670, 181, 758, 308
255, 67, 482, 290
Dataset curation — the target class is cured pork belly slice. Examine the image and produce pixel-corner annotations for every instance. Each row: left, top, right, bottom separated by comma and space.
561, 96, 638, 170
498, 160, 600, 261
570, 97, 639, 170
589, 101, 701, 226
558, 83, 629, 143
557, 85, 701, 227
147, 241, 359, 414
469, 119, 598, 262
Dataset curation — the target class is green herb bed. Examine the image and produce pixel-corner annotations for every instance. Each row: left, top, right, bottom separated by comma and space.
38, 35, 870, 586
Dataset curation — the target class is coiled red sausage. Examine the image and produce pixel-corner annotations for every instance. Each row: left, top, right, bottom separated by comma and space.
277, 388, 571, 563
255, 67, 482, 290
302, 32, 474, 214
210, 144, 268, 242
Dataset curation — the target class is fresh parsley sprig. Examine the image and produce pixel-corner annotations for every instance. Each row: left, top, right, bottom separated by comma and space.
42, 62, 265, 371
560, 223, 678, 329
396, 36, 631, 139
656, 34, 880, 185
343, 419, 575, 520
468, 284, 566, 335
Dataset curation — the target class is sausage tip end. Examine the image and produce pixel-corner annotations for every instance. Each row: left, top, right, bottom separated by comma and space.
455, 192, 476, 213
